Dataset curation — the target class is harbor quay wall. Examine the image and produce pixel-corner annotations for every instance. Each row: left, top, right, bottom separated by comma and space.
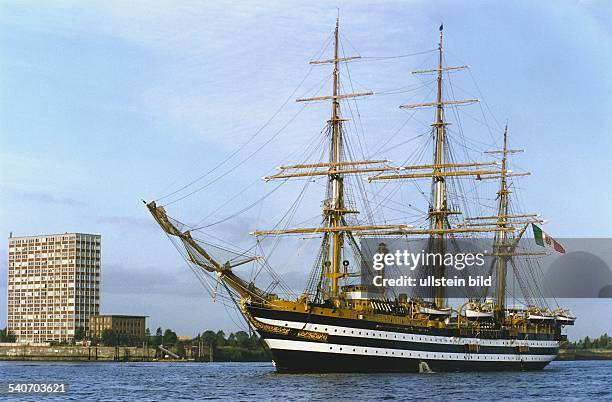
0, 345, 156, 361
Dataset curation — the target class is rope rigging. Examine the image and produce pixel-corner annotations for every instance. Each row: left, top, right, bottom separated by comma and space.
146, 22, 558, 323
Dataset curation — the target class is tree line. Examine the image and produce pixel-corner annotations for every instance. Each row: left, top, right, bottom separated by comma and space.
145, 328, 269, 361
95, 326, 268, 361
565, 334, 612, 350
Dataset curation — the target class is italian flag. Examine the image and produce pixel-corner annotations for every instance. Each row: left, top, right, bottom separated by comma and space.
531, 224, 565, 253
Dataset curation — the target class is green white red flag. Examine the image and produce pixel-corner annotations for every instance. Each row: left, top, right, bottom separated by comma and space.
531, 224, 565, 253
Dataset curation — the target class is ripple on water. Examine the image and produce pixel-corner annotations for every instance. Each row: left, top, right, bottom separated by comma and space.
0, 360, 610, 401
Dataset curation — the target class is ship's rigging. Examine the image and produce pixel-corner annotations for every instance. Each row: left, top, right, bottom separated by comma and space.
146, 18, 572, 344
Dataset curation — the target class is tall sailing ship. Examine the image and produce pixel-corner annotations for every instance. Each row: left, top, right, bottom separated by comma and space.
146, 20, 575, 372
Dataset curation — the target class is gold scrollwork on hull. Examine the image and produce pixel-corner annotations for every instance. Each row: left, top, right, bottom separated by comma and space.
255, 321, 291, 336
296, 329, 328, 342
241, 305, 291, 336
241, 301, 328, 341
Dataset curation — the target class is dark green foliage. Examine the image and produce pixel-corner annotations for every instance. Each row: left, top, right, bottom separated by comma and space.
566, 334, 612, 350
0, 327, 16, 342
94, 323, 269, 361
197, 329, 269, 362
163, 329, 178, 345
101, 329, 117, 346
74, 327, 86, 341
215, 330, 226, 346
201, 330, 217, 347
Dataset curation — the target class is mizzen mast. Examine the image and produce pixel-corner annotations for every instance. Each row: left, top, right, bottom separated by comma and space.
493, 125, 512, 317
459, 126, 546, 316
487, 126, 537, 317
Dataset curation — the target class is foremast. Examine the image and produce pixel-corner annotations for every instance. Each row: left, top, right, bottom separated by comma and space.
256, 18, 415, 303
327, 18, 347, 299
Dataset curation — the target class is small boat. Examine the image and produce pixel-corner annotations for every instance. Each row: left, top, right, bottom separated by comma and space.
418, 304, 452, 316
527, 307, 555, 322
464, 300, 495, 319
553, 309, 576, 325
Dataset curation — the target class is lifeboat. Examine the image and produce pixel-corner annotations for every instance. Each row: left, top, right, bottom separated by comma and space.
553, 309, 576, 325
465, 300, 494, 319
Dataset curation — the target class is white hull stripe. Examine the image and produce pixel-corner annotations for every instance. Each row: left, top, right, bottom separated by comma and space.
256, 317, 559, 348
265, 339, 557, 362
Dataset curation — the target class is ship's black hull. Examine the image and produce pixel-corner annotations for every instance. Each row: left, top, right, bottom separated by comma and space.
272, 349, 550, 373
247, 305, 559, 373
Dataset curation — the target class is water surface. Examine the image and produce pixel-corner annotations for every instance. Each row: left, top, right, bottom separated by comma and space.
0, 360, 610, 401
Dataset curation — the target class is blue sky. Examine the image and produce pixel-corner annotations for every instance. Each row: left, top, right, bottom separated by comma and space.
1, 1, 611, 339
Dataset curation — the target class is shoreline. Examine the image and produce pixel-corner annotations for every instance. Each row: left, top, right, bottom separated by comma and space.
556, 349, 612, 361
0, 344, 269, 363
0, 345, 610, 362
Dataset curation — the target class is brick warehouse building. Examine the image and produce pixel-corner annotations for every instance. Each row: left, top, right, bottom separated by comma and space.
89, 315, 147, 344
7, 233, 101, 343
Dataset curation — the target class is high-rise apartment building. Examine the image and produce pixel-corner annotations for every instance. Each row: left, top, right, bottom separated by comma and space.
7, 233, 101, 343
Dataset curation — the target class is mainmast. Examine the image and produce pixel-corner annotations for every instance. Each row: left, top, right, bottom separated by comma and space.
257, 18, 381, 301
431, 25, 448, 309
368, 25, 497, 309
